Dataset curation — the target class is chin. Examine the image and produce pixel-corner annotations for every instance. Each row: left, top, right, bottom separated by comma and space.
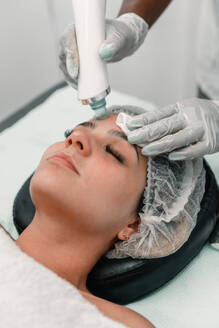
29, 163, 74, 216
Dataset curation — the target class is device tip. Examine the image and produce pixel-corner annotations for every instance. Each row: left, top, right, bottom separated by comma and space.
90, 98, 108, 119
95, 106, 108, 119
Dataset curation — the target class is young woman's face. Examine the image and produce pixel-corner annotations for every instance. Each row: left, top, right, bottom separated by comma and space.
30, 114, 147, 237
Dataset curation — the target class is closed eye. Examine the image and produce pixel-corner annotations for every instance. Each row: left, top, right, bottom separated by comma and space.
64, 124, 127, 164
105, 145, 125, 164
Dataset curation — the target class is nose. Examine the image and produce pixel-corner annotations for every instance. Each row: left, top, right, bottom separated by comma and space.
65, 130, 91, 156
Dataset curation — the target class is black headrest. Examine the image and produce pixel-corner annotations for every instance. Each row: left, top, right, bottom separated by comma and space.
13, 159, 219, 305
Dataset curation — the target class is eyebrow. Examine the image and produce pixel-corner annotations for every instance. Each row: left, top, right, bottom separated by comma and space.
77, 121, 139, 161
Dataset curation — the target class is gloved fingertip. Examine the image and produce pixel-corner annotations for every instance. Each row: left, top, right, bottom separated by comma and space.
99, 44, 114, 60
168, 153, 186, 161
127, 121, 143, 130
141, 147, 158, 156
126, 124, 136, 131
68, 64, 78, 80
72, 66, 79, 79
66, 53, 78, 79
127, 135, 139, 144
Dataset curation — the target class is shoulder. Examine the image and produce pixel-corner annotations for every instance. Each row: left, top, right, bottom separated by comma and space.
118, 306, 155, 328
81, 291, 155, 328
112, 305, 155, 328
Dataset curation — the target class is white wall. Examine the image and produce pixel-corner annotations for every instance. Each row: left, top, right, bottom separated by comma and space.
0, 0, 61, 122
0, 0, 201, 122
106, 0, 201, 106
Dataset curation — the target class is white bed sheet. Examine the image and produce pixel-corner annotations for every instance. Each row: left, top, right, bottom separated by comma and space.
0, 85, 218, 328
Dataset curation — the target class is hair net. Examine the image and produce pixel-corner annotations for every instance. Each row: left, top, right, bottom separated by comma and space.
105, 107, 206, 259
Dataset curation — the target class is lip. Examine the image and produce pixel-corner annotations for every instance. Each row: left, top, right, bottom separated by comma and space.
48, 152, 79, 175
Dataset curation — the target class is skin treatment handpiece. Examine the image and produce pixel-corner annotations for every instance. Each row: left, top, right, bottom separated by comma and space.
72, 0, 110, 119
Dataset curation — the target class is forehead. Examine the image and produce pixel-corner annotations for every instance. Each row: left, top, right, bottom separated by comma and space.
92, 114, 119, 130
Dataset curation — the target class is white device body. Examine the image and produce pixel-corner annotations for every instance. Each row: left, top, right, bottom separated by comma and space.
72, 0, 110, 103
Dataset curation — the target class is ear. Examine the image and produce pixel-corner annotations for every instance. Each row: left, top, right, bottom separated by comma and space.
117, 216, 141, 241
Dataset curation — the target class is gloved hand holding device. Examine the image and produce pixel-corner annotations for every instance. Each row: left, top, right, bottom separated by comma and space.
58, 13, 148, 89
127, 98, 219, 160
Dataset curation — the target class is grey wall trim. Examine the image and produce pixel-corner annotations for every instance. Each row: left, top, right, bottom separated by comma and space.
0, 81, 67, 133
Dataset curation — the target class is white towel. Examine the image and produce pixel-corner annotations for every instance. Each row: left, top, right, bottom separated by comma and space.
0, 227, 126, 328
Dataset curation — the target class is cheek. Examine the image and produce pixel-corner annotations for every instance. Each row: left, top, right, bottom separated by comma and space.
38, 142, 64, 165
30, 141, 71, 209
84, 160, 140, 219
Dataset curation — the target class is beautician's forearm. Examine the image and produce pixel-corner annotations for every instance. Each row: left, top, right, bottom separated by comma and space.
119, 0, 172, 27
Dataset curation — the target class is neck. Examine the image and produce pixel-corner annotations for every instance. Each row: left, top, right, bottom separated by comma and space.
15, 211, 109, 293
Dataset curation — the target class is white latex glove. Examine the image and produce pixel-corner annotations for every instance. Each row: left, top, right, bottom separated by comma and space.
58, 13, 148, 89
126, 98, 219, 160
